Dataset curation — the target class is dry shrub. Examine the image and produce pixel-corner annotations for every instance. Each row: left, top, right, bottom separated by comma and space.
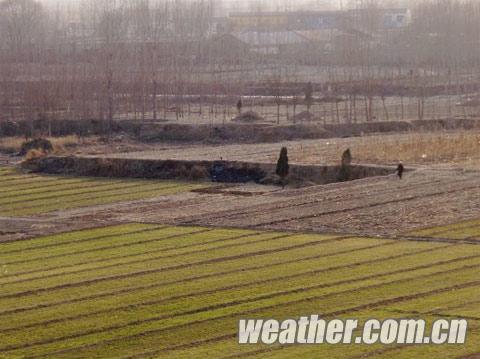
24, 149, 47, 161
189, 165, 209, 180
51, 135, 80, 149
232, 111, 264, 123
352, 131, 480, 164
293, 111, 319, 122
52, 144, 66, 155
175, 164, 190, 179
0, 135, 81, 155
19, 138, 53, 156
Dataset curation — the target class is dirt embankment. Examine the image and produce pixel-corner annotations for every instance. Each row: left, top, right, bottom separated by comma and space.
22, 156, 395, 187
3, 118, 480, 145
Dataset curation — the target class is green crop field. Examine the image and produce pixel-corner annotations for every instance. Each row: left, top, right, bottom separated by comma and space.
0, 167, 208, 217
410, 219, 480, 241
0, 223, 479, 358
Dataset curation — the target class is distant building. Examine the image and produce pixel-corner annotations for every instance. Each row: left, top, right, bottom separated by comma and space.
231, 31, 309, 55
228, 8, 411, 34
382, 8, 411, 29
346, 8, 411, 32
201, 34, 251, 62
229, 12, 290, 32
228, 27, 367, 61
288, 11, 341, 31
228, 11, 341, 32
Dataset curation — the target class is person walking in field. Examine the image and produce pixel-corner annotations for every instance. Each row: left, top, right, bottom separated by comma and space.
397, 162, 404, 179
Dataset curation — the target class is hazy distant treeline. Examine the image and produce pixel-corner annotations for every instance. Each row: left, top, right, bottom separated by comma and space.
1, 0, 479, 125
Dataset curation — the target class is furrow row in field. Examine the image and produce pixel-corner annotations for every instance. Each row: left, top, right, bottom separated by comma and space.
0, 239, 400, 316
248, 182, 480, 229
0, 181, 182, 210
0, 230, 279, 285
0, 174, 91, 187
459, 354, 480, 359
114, 309, 480, 359
387, 283, 480, 315
347, 325, 480, 359
123, 309, 419, 359
3, 256, 478, 353
0, 179, 150, 204
0, 223, 164, 253
410, 219, 480, 237
4, 222, 479, 358
0, 174, 38, 183
431, 226, 480, 240
16, 266, 480, 358
0, 227, 215, 281
410, 219, 480, 240
434, 299, 480, 315
238, 326, 480, 359
0, 244, 473, 338
182, 176, 454, 225
110, 284, 480, 359
0, 228, 260, 279
0, 173, 130, 191
418, 301, 480, 321
186, 177, 475, 228
184, 171, 439, 218
246, 173, 465, 216
0, 181, 156, 207
174, 175, 448, 227
0, 240, 448, 327
0, 177, 100, 195
2, 184, 202, 216
1, 225, 203, 267
0, 233, 340, 297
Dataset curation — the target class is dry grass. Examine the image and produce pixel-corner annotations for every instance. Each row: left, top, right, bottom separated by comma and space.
352, 131, 480, 164
24, 149, 47, 161
285, 131, 480, 167
106, 129, 480, 169
0, 137, 25, 154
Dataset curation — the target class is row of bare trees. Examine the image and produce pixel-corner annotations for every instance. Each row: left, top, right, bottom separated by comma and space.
1, 0, 480, 127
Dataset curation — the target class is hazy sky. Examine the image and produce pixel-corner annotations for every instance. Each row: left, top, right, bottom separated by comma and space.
37, 0, 342, 12
37, 0, 340, 6
36, 0, 410, 12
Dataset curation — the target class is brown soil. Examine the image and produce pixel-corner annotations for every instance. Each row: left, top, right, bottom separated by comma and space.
2, 168, 475, 241
3, 126, 480, 241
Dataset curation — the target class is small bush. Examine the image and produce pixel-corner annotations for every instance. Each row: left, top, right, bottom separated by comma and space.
232, 111, 264, 123
19, 138, 53, 156
189, 165, 209, 180
24, 149, 47, 161
292, 111, 319, 122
